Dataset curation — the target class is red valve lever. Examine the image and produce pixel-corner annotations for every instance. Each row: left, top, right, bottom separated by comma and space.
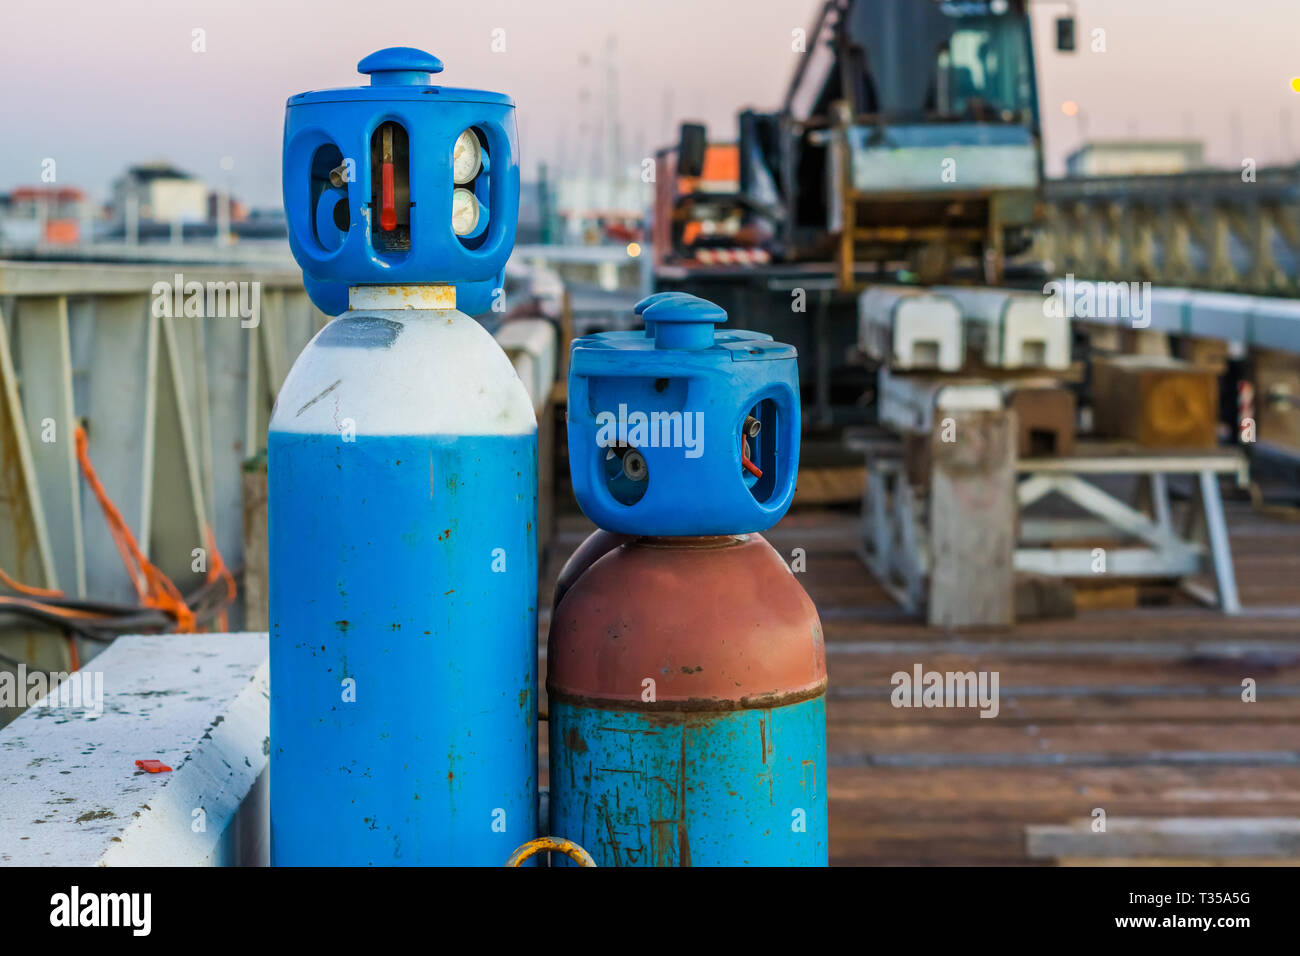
741, 436, 763, 478
380, 161, 397, 232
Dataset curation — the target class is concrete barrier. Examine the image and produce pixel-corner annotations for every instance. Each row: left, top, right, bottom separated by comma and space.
0, 632, 268, 866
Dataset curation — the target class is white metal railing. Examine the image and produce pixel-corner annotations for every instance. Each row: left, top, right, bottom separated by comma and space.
0, 259, 325, 675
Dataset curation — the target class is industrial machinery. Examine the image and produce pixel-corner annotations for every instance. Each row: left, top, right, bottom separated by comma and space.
547, 291, 828, 866
654, 0, 1064, 289
269, 48, 537, 865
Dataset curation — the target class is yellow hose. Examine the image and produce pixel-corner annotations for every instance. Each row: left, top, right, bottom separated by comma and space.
505, 836, 597, 868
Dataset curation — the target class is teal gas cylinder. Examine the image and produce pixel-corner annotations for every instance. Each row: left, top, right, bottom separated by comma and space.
546, 293, 828, 866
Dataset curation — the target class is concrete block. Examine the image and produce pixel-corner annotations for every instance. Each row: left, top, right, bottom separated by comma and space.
938, 287, 1071, 369
859, 287, 964, 371
0, 633, 268, 866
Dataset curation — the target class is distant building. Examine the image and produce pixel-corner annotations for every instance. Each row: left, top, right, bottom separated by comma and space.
234, 207, 289, 241
0, 186, 90, 245
556, 169, 652, 245
208, 191, 248, 223
111, 162, 208, 223
1066, 140, 1205, 177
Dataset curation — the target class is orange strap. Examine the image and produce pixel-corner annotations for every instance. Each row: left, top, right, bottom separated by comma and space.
1, 428, 239, 636
74, 426, 195, 632
0, 567, 64, 599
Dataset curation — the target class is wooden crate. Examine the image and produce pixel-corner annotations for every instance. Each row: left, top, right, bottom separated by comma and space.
1091, 355, 1218, 449
794, 465, 867, 506
1006, 383, 1076, 457
1177, 336, 1230, 374
1255, 347, 1300, 455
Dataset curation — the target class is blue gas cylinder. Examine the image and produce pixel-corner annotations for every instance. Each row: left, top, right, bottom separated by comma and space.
547, 293, 827, 866
269, 49, 536, 865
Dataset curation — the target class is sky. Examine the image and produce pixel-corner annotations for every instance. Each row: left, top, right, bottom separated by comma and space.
3, 0, 1299, 208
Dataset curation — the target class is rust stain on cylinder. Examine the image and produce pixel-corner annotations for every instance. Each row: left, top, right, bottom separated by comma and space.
564, 725, 588, 754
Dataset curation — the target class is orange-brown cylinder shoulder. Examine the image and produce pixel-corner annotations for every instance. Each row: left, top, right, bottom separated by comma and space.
552, 529, 635, 610
547, 534, 826, 708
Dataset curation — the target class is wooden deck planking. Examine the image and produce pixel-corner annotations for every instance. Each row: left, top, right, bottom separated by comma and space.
539, 493, 1300, 865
